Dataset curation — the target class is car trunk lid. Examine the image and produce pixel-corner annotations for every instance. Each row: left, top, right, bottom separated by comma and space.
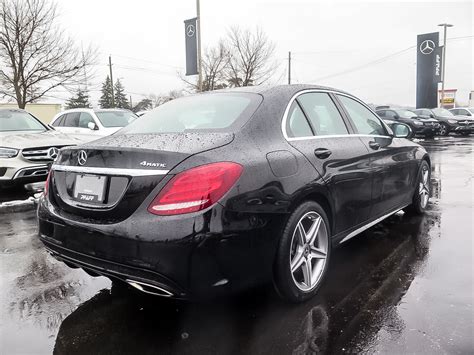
50, 132, 234, 222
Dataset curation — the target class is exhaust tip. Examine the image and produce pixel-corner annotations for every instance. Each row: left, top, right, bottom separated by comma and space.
126, 279, 174, 297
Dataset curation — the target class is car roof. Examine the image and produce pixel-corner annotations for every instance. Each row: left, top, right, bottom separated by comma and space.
203, 84, 352, 97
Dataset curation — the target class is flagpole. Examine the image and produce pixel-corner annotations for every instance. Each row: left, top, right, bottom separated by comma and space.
196, 0, 202, 91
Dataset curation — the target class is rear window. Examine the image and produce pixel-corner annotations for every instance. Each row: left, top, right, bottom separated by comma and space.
95, 111, 137, 128
120, 93, 262, 134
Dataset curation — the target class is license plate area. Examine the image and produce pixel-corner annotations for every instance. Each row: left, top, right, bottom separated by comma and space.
73, 174, 107, 203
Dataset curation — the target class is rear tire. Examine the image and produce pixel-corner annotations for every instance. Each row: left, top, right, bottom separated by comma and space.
405, 160, 430, 215
274, 201, 331, 303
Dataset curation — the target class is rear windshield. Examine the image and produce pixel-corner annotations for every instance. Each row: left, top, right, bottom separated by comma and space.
120, 93, 262, 134
95, 111, 137, 128
0, 110, 46, 132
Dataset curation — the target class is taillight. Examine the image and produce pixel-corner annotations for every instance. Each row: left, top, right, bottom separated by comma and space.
148, 162, 243, 216
43, 170, 52, 197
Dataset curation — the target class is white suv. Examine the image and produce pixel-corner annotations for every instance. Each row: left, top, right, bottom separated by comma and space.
50, 108, 137, 142
0, 109, 78, 187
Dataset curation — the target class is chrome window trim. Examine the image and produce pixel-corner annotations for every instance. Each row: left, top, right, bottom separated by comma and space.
281, 89, 392, 141
52, 164, 169, 176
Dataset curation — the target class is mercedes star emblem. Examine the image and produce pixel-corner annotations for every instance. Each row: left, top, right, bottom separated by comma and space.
77, 150, 87, 166
420, 40, 435, 55
186, 24, 195, 37
48, 147, 59, 160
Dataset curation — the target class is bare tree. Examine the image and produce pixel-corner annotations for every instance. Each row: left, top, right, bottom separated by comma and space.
225, 26, 276, 87
0, 0, 96, 108
181, 40, 230, 92
147, 89, 185, 107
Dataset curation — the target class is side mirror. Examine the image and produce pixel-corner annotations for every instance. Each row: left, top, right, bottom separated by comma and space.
87, 122, 98, 130
392, 123, 412, 138
429, 114, 435, 118
394, 114, 400, 120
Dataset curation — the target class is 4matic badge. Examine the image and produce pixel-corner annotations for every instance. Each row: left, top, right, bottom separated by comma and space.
140, 160, 167, 168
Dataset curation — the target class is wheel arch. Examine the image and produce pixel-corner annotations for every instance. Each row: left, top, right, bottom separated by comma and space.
289, 190, 334, 235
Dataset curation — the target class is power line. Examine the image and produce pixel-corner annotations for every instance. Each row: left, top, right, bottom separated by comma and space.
111, 53, 183, 70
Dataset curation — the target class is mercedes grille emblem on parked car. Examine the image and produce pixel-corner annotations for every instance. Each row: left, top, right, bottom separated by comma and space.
420, 40, 435, 55
77, 150, 87, 165
48, 147, 59, 160
186, 24, 195, 37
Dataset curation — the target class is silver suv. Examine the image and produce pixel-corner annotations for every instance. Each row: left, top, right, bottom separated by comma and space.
0, 109, 78, 187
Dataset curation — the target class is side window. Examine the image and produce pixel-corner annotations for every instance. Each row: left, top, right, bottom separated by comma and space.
52, 114, 65, 127
63, 112, 80, 127
286, 102, 313, 138
337, 95, 387, 136
458, 109, 468, 115
376, 110, 386, 117
297, 93, 348, 136
385, 110, 397, 119
78, 112, 95, 128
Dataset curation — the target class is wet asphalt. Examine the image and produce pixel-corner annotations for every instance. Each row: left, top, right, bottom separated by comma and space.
0, 136, 473, 354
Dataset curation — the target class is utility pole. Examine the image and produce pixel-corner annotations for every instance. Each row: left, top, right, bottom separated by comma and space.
438, 23, 453, 108
288, 51, 292, 85
129, 95, 133, 109
196, 0, 203, 91
81, 43, 88, 91
109, 55, 115, 107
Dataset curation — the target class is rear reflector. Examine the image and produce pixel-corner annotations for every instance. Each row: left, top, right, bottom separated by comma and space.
43, 170, 52, 197
148, 162, 243, 216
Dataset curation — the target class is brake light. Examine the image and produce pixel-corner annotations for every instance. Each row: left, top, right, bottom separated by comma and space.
148, 162, 243, 216
43, 170, 53, 197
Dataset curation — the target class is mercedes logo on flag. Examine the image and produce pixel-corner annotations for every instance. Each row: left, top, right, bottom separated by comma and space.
420, 40, 435, 55
186, 24, 195, 37
77, 150, 87, 166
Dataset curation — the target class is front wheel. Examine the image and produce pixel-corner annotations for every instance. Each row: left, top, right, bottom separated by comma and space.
405, 160, 430, 215
274, 201, 331, 303
438, 123, 449, 136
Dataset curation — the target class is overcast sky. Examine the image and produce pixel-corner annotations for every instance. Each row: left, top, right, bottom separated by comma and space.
53, 0, 472, 107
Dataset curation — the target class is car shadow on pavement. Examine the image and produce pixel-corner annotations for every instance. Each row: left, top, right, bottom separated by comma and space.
52, 211, 438, 355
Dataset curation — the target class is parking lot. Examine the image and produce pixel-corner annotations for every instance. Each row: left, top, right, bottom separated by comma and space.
0, 136, 472, 354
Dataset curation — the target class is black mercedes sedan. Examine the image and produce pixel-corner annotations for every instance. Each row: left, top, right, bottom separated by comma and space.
375, 108, 439, 138
37, 85, 431, 302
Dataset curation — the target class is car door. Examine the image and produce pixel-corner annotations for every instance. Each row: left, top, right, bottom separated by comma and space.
335, 94, 417, 217
284, 91, 373, 235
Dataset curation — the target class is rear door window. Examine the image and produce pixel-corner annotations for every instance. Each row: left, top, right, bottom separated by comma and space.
63, 113, 80, 127
286, 102, 314, 138
337, 95, 387, 136
52, 114, 66, 127
297, 93, 349, 136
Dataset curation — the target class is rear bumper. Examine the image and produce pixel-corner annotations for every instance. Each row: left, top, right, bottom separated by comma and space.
37, 197, 283, 299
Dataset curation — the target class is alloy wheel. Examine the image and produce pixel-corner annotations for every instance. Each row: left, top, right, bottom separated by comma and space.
419, 167, 430, 208
439, 124, 448, 136
289, 211, 329, 292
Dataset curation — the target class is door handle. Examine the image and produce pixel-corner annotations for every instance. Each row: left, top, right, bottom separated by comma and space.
314, 148, 332, 159
369, 141, 380, 150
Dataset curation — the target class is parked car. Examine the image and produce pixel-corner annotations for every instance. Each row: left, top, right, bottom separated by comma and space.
449, 107, 474, 117
0, 109, 77, 187
413, 108, 474, 136
38, 85, 430, 303
50, 108, 138, 142
376, 108, 439, 138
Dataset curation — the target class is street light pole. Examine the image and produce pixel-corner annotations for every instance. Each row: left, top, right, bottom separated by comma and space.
196, 0, 202, 91
438, 23, 453, 108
